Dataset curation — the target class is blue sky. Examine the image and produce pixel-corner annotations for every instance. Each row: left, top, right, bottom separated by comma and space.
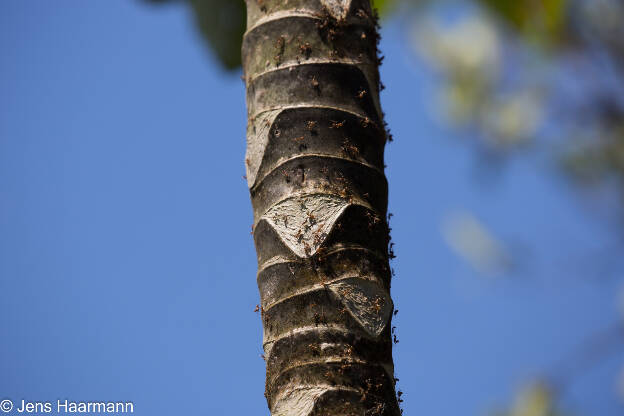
1, 1, 622, 415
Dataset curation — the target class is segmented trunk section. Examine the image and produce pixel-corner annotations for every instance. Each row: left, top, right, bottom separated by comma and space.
243, 1, 399, 415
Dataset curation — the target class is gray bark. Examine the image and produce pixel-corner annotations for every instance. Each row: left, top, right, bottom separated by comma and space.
243, 1, 400, 415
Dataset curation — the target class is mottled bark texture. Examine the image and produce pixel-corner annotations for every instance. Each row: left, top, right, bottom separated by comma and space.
243, 1, 399, 415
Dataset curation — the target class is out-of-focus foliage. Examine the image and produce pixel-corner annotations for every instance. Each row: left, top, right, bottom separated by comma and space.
408, 1, 624, 412
491, 383, 571, 416
409, 0, 624, 198
562, 114, 624, 186
475, 0, 569, 46
372, 0, 397, 15
441, 211, 511, 275
412, 11, 544, 150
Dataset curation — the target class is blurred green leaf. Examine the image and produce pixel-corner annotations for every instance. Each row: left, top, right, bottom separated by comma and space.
475, 0, 568, 45
372, 0, 398, 15
492, 382, 574, 416
187, 0, 245, 69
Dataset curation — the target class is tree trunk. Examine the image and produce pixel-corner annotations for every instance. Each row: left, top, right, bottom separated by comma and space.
243, 1, 399, 414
